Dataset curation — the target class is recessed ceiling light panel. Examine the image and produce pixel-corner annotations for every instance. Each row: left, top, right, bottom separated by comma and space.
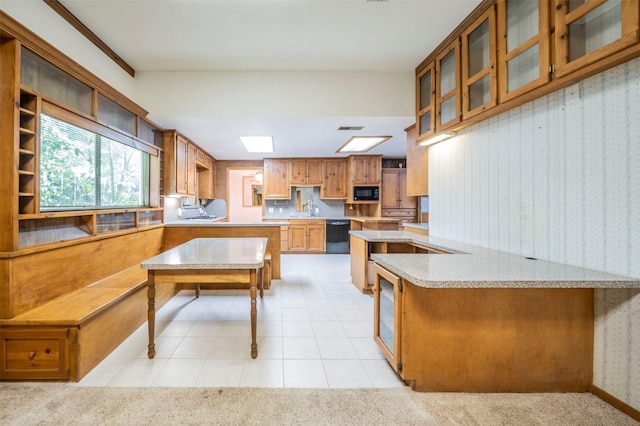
336, 136, 391, 153
240, 136, 273, 152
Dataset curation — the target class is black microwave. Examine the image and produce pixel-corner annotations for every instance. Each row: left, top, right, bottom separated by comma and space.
353, 186, 379, 201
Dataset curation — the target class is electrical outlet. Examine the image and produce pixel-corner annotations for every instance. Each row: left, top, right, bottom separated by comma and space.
268, 208, 274, 213
279, 208, 283, 212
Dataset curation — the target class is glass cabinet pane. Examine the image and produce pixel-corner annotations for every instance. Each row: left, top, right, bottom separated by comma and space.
468, 19, 490, 76
568, 0, 622, 62
469, 74, 491, 110
378, 275, 395, 351
507, 0, 538, 50
507, 44, 540, 92
440, 97, 457, 124
440, 50, 456, 94
419, 69, 432, 110
419, 111, 432, 134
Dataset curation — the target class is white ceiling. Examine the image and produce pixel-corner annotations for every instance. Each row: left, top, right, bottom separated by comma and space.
54, 0, 480, 160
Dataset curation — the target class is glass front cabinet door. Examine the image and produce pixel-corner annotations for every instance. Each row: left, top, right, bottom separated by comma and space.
435, 41, 462, 130
416, 62, 435, 140
555, 0, 640, 78
373, 263, 403, 374
461, 6, 498, 119
497, 0, 551, 102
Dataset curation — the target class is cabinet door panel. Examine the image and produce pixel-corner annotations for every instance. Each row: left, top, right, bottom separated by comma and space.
264, 159, 290, 199
307, 225, 325, 253
288, 225, 307, 251
555, 0, 638, 78
306, 159, 323, 185
497, 0, 550, 102
321, 159, 347, 199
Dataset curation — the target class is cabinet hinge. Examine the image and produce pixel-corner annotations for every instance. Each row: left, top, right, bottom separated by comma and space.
398, 281, 403, 293
549, 64, 556, 74
397, 362, 403, 371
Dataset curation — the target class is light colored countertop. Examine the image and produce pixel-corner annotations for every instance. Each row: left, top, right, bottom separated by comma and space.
166, 220, 289, 227
263, 216, 349, 221
402, 222, 429, 231
141, 237, 267, 270
350, 230, 640, 289
349, 217, 400, 223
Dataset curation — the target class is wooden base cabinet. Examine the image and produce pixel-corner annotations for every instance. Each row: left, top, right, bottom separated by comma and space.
373, 264, 594, 392
288, 220, 325, 253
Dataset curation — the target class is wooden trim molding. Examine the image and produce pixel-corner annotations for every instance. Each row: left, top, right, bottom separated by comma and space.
591, 385, 640, 422
42, 0, 135, 77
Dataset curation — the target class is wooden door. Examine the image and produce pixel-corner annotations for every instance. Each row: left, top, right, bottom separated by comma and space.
382, 169, 400, 209
290, 159, 307, 185
321, 159, 347, 199
186, 142, 197, 195
175, 135, 188, 194
264, 159, 290, 199
397, 170, 416, 209
288, 224, 307, 251
405, 125, 429, 196
307, 223, 325, 253
306, 159, 323, 185
365, 156, 381, 184
350, 156, 369, 184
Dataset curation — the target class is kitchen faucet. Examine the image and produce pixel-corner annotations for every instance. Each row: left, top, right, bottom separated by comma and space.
305, 199, 314, 216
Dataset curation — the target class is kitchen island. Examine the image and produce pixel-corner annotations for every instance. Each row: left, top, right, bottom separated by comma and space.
350, 229, 640, 393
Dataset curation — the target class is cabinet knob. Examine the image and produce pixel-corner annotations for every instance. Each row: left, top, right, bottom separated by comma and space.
28, 351, 36, 360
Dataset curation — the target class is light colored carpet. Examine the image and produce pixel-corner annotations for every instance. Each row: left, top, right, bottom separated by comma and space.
1, 384, 637, 425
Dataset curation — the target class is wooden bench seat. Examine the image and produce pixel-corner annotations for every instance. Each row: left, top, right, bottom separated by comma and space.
0, 265, 176, 381
9, 266, 148, 326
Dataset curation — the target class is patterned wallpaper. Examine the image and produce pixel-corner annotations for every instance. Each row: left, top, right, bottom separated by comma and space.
428, 57, 640, 410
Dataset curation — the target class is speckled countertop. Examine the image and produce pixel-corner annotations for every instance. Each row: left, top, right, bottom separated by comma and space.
350, 230, 640, 289
165, 220, 289, 227
141, 237, 267, 270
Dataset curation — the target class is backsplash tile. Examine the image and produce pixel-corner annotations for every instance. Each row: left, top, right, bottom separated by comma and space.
429, 57, 640, 410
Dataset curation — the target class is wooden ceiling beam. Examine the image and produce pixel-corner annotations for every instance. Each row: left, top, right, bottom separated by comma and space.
42, 0, 135, 77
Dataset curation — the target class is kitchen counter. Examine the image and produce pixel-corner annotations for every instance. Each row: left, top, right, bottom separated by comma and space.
360, 231, 639, 394
167, 220, 289, 227
351, 230, 640, 289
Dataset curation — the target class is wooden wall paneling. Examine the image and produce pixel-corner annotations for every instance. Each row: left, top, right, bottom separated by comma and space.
7, 227, 164, 318
0, 37, 19, 252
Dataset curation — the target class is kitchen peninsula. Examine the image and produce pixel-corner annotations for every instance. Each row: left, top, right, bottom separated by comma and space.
350, 228, 640, 393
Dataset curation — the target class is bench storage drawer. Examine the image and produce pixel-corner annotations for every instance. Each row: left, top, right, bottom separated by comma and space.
1, 328, 73, 380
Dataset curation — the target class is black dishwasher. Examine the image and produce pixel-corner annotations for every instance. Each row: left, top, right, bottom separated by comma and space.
325, 220, 350, 254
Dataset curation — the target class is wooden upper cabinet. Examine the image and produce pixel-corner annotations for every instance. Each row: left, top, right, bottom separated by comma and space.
497, 0, 551, 102
290, 159, 322, 185
350, 155, 382, 185
461, 6, 498, 119
416, 62, 436, 140
555, 0, 639, 78
436, 41, 462, 130
263, 158, 290, 199
321, 158, 348, 199
405, 125, 429, 197
163, 131, 197, 196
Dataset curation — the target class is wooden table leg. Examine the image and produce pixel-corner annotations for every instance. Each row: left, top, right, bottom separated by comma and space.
250, 269, 258, 359
147, 271, 156, 359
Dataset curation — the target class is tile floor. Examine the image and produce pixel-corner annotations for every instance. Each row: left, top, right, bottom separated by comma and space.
75, 254, 404, 389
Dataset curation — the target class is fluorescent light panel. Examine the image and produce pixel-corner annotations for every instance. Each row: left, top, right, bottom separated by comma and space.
337, 136, 391, 153
240, 136, 273, 152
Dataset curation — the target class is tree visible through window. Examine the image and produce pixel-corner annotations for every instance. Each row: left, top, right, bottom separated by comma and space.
40, 114, 149, 209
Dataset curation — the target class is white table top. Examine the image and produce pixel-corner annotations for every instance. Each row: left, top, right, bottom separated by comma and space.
141, 238, 267, 270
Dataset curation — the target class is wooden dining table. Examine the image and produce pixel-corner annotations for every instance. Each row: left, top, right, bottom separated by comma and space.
140, 237, 267, 359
